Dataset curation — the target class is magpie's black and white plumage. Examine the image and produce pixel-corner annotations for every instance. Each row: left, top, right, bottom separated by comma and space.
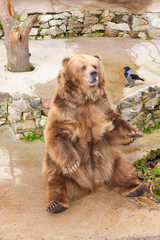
124, 66, 144, 88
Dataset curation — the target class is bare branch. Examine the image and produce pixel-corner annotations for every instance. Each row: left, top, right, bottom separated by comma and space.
8, 0, 12, 17
0, 0, 16, 33
7, 0, 16, 19
20, 15, 38, 40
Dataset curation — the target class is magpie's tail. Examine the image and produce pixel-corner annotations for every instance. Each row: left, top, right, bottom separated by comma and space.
138, 78, 144, 81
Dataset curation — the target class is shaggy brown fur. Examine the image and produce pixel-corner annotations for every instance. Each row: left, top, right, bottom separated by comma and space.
43, 54, 147, 214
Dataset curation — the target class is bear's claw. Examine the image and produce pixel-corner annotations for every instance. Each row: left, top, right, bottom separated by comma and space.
63, 160, 80, 174
47, 202, 67, 214
128, 129, 143, 138
126, 183, 148, 197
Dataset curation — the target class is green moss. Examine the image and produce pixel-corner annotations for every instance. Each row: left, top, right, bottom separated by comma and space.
0, 21, 3, 29
20, 132, 44, 142
143, 124, 160, 134
143, 126, 152, 134
133, 148, 160, 201
61, 32, 73, 39
4, 65, 8, 71
132, 152, 150, 168
89, 30, 104, 37
145, 166, 160, 198
153, 123, 160, 129
30, 64, 35, 71
133, 150, 159, 174
153, 178, 160, 195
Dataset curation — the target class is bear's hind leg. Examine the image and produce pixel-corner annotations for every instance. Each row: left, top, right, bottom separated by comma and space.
108, 153, 148, 197
47, 182, 69, 214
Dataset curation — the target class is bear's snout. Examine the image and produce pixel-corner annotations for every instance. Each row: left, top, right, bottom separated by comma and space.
88, 70, 98, 85
90, 70, 97, 78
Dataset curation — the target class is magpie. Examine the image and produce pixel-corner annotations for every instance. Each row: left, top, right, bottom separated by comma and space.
124, 66, 144, 88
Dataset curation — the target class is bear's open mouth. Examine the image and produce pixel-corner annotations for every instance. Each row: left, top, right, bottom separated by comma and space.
89, 79, 98, 85
88, 77, 99, 85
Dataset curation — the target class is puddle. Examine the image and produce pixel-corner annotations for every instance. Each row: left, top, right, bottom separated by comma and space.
124, 40, 160, 96
0, 146, 12, 181
0, 145, 23, 185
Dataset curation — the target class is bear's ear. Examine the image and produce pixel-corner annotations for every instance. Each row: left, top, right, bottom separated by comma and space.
62, 57, 70, 67
93, 54, 102, 61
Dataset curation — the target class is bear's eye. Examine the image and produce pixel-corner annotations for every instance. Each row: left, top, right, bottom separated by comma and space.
81, 66, 86, 71
93, 65, 97, 70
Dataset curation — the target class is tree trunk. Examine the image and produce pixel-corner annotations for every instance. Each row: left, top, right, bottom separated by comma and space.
5, 33, 31, 72
0, 0, 38, 72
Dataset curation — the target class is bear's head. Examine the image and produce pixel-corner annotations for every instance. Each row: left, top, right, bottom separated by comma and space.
61, 54, 105, 90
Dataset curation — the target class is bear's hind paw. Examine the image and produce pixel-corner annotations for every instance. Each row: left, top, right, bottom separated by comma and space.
47, 201, 68, 214
126, 183, 148, 197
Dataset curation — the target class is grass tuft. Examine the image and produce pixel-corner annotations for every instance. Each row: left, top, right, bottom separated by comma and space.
20, 133, 44, 142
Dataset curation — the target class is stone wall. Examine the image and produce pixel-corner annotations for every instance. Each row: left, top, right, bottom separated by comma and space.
0, 86, 160, 138
0, 10, 160, 40
0, 92, 52, 138
118, 86, 160, 131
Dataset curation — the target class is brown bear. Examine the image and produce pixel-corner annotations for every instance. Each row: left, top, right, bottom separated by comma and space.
42, 54, 147, 214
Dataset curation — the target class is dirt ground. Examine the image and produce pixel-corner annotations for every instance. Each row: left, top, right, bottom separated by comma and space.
0, 126, 160, 240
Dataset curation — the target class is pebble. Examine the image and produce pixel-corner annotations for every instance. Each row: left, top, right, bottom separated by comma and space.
21, 93, 31, 100
148, 86, 153, 92
154, 85, 159, 91
140, 91, 145, 96
0, 118, 6, 125
150, 92, 156, 98
30, 98, 42, 109
41, 98, 52, 109
10, 99, 31, 112
0, 92, 9, 102
13, 94, 21, 101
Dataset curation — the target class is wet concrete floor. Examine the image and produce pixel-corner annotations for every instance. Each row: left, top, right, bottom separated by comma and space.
0, 38, 160, 105
0, 35, 160, 240
0, 126, 160, 240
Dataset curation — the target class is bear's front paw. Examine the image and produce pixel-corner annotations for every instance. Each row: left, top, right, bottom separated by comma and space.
62, 159, 80, 174
127, 128, 143, 138
124, 126, 143, 138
